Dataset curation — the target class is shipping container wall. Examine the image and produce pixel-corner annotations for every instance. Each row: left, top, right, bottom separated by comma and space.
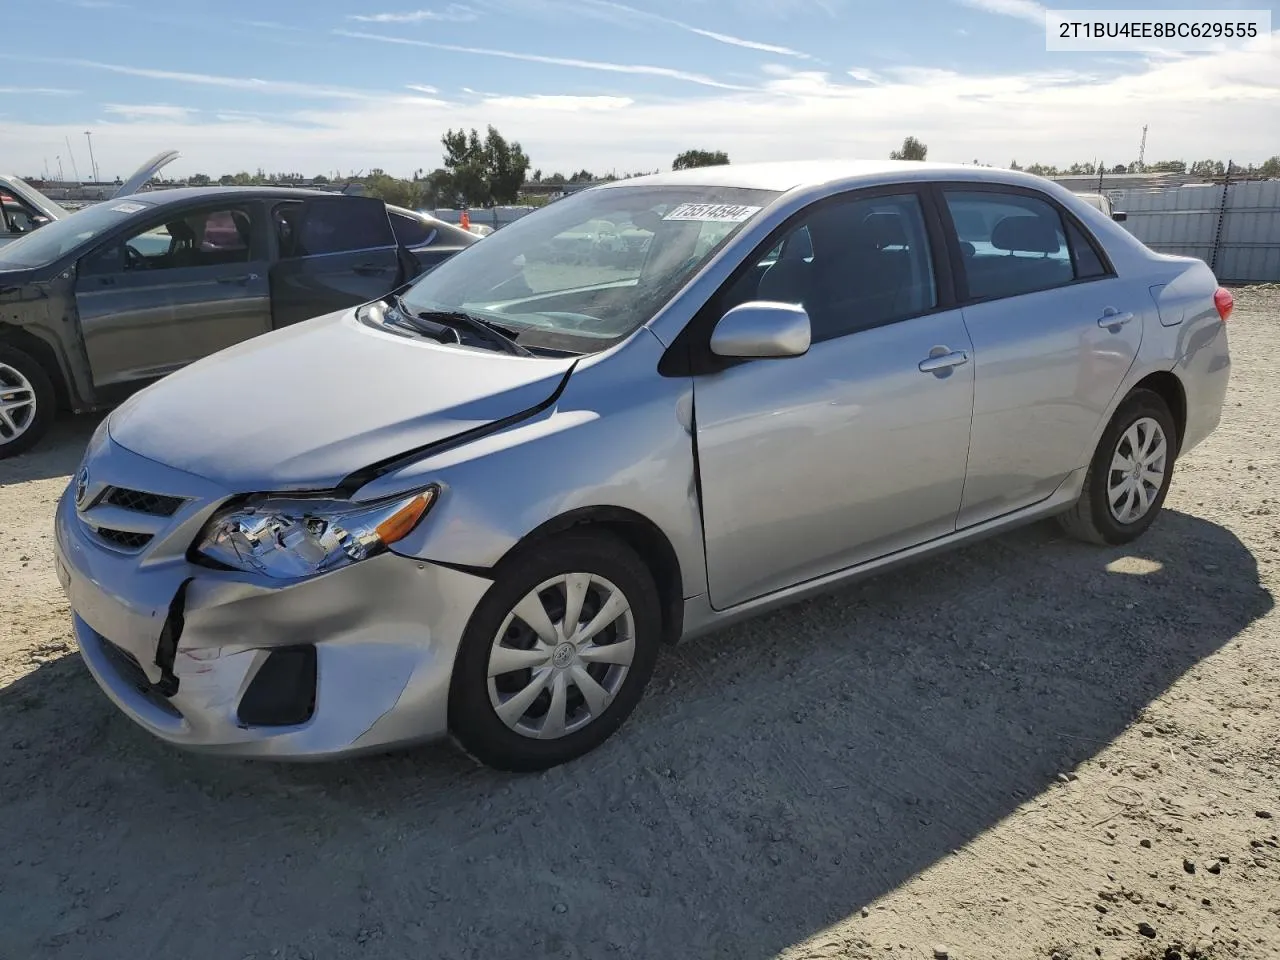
1106, 180, 1280, 282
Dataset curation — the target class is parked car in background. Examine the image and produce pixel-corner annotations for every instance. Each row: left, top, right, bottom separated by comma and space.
0, 187, 477, 456
1, 150, 183, 248
0, 174, 68, 246
1074, 191, 1128, 222
54, 160, 1230, 771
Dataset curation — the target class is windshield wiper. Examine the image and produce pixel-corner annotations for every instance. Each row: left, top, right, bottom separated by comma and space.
390, 296, 533, 357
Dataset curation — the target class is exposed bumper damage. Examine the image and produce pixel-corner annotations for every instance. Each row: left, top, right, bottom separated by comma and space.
54, 438, 492, 759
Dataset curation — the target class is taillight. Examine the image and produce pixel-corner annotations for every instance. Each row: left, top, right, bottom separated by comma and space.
1214, 287, 1233, 321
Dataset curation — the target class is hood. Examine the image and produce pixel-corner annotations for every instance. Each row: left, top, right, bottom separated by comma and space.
111, 149, 181, 199
108, 309, 576, 491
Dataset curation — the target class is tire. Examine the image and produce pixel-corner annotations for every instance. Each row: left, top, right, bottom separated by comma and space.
1057, 388, 1178, 545
448, 531, 662, 772
0, 343, 56, 460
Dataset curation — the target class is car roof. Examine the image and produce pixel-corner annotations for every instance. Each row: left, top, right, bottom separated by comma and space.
600, 160, 1059, 195
108, 185, 334, 208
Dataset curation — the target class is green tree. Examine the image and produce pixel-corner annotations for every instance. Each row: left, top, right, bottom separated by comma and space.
1189, 159, 1225, 178
418, 168, 457, 207
889, 136, 927, 161
569, 169, 596, 183
1147, 160, 1187, 174
1256, 155, 1280, 177
440, 125, 530, 206
188, 173, 212, 186
672, 149, 729, 170
359, 171, 423, 209
485, 126, 530, 204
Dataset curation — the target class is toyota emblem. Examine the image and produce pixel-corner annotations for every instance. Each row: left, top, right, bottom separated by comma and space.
74, 467, 90, 509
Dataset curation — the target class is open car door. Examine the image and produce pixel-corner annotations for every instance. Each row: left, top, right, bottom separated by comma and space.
268, 196, 406, 328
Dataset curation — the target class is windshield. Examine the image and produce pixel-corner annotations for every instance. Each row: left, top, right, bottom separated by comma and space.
0, 200, 145, 268
398, 184, 779, 351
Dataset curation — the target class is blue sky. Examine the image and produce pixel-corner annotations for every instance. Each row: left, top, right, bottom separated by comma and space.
2, 0, 1277, 180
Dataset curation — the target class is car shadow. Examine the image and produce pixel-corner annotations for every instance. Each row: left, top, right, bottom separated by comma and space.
0, 510, 1271, 959
0, 413, 102, 486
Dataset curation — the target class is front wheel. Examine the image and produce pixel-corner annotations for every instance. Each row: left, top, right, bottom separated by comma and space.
0, 344, 56, 460
448, 531, 662, 771
1057, 388, 1178, 545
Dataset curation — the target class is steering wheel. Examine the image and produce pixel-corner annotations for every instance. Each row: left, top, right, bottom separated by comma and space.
124, 244, 146, 271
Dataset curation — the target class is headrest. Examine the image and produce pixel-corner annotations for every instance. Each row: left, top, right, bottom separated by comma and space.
861, 212, 908, 248
991, 215, 1060, 254
167, 218, 197, 244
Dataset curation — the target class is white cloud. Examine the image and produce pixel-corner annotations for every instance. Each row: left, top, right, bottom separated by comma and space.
681, 26, 809, 57
0, 56, 403, 102
103, 104, 194, 119
348, 5, 478, 22
845, 68, 883, 85
574, 0, 812, 58
3, 34, 1276, 179
406, 83, 440, 94
957, 0, 1046, 26
0, 86, 79, 96
480, 94, 634, 110
335, 30, 754, 90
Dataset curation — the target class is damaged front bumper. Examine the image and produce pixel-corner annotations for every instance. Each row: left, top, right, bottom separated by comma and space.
53, 436, 491, 760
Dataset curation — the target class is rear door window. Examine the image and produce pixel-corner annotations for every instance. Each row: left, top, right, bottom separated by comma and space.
288, 197, 395, 257
944, 190, 1108, 301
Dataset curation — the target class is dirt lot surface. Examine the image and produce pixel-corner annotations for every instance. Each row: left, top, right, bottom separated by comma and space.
2, 288, 1278, 960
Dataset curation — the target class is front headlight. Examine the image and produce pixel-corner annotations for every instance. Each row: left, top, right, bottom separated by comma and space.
195, 487, 436, 580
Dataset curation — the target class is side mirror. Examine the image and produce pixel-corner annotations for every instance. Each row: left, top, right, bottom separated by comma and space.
709, 301, 811, 359
29, 215, 51, 231
1111, 211, 1128, 222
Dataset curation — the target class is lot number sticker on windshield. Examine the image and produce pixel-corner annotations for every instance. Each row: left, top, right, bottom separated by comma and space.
110, 202, 146, 214
663, 203, 761, 223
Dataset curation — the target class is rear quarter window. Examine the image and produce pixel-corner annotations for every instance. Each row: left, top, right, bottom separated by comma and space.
390, 213, 435, 247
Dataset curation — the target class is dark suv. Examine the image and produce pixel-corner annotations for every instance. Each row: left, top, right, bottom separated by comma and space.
0, 187, 476, 457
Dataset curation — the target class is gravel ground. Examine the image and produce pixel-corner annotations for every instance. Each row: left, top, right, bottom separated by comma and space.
1, 287, 1278, 960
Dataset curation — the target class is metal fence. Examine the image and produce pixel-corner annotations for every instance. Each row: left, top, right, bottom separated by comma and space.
1102, 178, 1280, 283
430, 206, 537, 230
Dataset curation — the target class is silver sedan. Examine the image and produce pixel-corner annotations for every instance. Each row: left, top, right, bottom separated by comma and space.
54, 160, 1232, 770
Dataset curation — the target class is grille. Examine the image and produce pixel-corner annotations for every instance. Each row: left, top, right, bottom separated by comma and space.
102, 486, 185, 517
95, 528, 154, 551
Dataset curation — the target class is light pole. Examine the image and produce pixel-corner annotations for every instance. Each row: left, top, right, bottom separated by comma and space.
84, 131, 99, 182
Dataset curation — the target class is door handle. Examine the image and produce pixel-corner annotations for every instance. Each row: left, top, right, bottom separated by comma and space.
918, 349, 969, 374
217, 275, 252, 286
353, 264, 392, 276
1097, 308, 1135, 329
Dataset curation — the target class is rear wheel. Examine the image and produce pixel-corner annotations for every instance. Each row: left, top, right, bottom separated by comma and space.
0, 344, 55, 460
1057, 388, 1177, 545
448, 531, 661, 771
